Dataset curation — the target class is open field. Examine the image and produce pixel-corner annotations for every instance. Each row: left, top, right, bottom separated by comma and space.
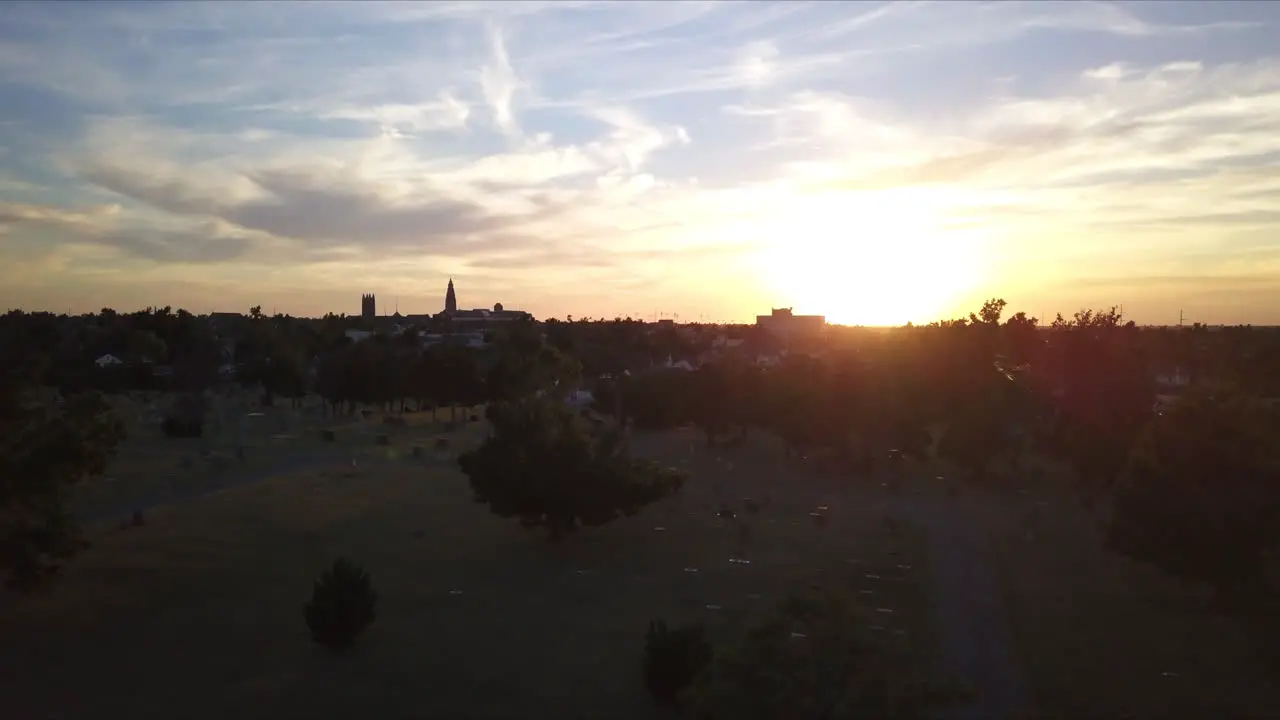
73, 390, 489, 521
1, 427, 937, 720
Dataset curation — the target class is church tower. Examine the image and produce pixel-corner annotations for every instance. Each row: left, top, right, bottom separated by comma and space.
445, 278, 457, 314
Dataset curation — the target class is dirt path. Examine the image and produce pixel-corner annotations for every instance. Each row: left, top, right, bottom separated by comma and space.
893, 486, 1031, 719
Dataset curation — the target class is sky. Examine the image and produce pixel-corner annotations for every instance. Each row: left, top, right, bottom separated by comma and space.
2, 1, 1279, 326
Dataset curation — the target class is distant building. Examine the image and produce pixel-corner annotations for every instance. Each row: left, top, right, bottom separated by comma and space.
361, 293, 376, 321
756, 308, 825, 340
440, 279, 530, 324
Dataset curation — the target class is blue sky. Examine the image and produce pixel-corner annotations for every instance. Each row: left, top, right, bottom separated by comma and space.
2, 1, 1279, 324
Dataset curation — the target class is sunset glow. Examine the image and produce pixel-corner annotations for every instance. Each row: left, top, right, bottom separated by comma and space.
1, 2, 1278, 323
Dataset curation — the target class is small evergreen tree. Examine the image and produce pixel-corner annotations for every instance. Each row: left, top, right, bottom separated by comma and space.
303, 558, 377, 651
644, 619, 713, 706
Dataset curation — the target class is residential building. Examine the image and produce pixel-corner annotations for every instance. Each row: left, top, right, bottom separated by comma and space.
756, 307, 826, 341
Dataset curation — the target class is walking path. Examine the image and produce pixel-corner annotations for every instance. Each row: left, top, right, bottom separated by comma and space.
892, 486, 1031, 719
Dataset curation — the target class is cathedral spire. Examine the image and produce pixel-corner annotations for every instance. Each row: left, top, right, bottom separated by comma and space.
445, 278, 457, 313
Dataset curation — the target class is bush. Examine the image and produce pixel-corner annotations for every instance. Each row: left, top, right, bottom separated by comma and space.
688, 585, 969, 720
303, 558, 377, 651
161, 416, 203, 438
644, 619, 713, 706
163, 392, 207, 438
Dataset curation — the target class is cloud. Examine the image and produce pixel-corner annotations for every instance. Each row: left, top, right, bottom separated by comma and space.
320, 93, 472, 136
75, 158, 554, 261
0, 200, 252, 264
481, 25, 523, 137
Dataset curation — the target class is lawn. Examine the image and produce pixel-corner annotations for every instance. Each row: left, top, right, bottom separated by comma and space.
72, 391, 490, 521
0, 426, 938, 720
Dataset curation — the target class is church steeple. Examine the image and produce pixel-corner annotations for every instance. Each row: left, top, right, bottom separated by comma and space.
445, 278, 457, 313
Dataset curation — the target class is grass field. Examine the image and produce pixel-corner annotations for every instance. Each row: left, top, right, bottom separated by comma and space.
73, 391, 489, 521
1, 426, 938, 720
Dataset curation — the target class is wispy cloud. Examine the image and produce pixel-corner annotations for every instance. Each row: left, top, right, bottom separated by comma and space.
1, 0, 1278, 323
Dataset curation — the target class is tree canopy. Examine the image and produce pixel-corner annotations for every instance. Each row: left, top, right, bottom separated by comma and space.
459, 398, 686, 540
0, 369, 125, 592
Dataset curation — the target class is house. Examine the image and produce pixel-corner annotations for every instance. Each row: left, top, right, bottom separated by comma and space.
95, 353, 123, 368
662, 355, 696, 372
755, 353, 784, 368
564, 389, 595, 408
1155, 367, 1190, 389
756, 308, 826, 341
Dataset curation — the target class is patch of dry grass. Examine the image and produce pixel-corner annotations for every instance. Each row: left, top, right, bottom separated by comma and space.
2, 427, 935, 720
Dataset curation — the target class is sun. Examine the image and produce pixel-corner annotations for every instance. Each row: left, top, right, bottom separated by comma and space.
754, 191, 985, 326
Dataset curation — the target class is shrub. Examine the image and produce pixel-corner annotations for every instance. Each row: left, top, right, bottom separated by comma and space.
163, 392, 207, 438
644, 619, 713, 706
161, 416, 203, 438
303, 558, 377, 651
688, 585, 969, 719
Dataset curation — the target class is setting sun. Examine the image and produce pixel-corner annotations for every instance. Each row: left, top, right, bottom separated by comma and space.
756, 191, 986, 326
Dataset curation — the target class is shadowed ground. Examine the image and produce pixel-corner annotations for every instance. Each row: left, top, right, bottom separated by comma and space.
1, 427, 936, 720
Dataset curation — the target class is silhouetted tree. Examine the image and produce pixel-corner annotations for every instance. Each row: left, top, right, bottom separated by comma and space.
1046, 308, 1155, 500
0, 368, 125, 592
1107, 390, 1280, 606
459, 398, 686, 541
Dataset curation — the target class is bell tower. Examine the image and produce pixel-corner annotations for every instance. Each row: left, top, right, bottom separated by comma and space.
445, 278, 457, 314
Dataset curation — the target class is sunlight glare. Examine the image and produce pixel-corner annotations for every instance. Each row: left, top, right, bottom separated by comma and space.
756, 191, 984, 326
